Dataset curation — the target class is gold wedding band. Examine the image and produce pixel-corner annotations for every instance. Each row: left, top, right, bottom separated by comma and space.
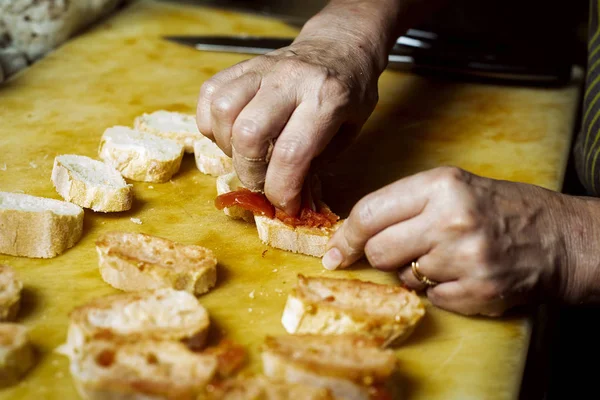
411, 261, 438, 287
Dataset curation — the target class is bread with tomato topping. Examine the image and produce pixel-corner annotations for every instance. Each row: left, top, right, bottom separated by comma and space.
261, 334, 398, 400
204, 375, 335, 400
99, 126, 184, 183
133, 110, 203, 153
63, 288, 210, 357
96, 231, 217, 296
69, 339, 218, 400
0, 265, 22, 322
0, 323, 35, 387
216, 172, 254, 222
282, 275, 424, 346
254, 214, 342, 258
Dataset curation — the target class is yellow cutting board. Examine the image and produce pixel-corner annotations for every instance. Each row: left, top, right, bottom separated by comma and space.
0, 1, 581, 399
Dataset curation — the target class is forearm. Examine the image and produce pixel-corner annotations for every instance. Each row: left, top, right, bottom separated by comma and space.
295, 0, 446, 75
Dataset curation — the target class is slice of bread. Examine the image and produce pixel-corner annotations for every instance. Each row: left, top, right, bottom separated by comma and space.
134, 110, 203, 153
99, 126, 184, 183
0, 265, 22, 322
0, 192, 84, 258
255, 216, 342, 258
216, 172, 254, 222
52, 154, 133, 212
69, 339, 218, 400
66, 288, 210, 355
96, 232, 217, 296
204, 376, 335, 400
0, 323, 35, 387
282, 275, 424, 346
194, 137, 232, 176
262, 335, 397, 400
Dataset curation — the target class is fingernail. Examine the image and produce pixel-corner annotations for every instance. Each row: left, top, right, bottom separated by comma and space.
322, 248, 343, 271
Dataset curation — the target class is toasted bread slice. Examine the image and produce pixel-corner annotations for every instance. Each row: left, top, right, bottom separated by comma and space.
96, 232, 217, 296
262, 335, 397, 400
134, 110, 202, 153
99, 126, 184, 183
51, 155, 133, 212
255, 216, 342, 258
204, 376, 335, 400
216, 172, 254, 222
0, 323, 35, 387
70, 339, 218, 400
0, 265, 22, 322
0, 192, 84, 258
194, 137, 233, 176
66, 289, 210, 355
282, 275, 424, 346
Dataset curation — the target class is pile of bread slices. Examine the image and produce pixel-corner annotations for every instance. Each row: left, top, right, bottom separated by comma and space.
0, 110, 426, 399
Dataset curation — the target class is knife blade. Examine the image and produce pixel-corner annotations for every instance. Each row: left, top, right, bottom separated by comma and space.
163, 35, 571, 85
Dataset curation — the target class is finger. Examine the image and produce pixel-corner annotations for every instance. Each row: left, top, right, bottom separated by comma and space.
264, 102, 344, 214
364, 216, 432, 272
196, 60, 251, 140
211, 72, 263, 156
324, 171, 436, 270
230, 82, 299, 192
427, 280, 508, 317
397, 247, 463, 290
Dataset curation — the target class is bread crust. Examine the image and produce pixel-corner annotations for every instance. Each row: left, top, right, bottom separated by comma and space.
99, 126, 184, 183
0, 323, 35, 387
0, 265, 22, 322
52, 155, 133, 212
96, 232, 217, 296
0, 192, 84, 258
66, 289, 210, 354
282, 275, 425, 346
70, 339, 217, 400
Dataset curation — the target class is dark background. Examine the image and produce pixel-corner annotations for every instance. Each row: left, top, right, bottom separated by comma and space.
171, 1, 594, 398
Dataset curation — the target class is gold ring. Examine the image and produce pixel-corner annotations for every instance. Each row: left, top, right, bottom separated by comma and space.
411, 261, 438, 287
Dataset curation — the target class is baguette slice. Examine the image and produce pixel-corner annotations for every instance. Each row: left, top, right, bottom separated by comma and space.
0, 323, 35, 387
262, 335, 398, 400
99, 126, 184, 183
0, 265, 22, 322
255, 216, 342, 258
51, 155, 133, 212
216, 172, 254, 222
282, 275, 424, 346
204, 376, 335, 400
96, 232, 217, 296
66, 288, 210, 355
0, 192, 84, 258
194, 137, 233, 176
134, 110, 202, 153
69, 339, 218, 400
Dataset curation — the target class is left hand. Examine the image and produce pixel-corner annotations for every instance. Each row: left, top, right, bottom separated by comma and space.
323, 166, 591, 316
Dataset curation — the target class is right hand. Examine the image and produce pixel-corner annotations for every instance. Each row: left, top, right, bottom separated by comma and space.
196, 36, 381, 215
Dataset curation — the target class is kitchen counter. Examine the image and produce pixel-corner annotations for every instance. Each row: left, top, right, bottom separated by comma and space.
0, 1, 582, 398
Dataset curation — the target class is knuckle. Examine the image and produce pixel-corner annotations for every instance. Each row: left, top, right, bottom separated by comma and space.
353, 198, 377, 234
233, 119, 263, 146
431, 166, 468, 192
458, 236, 490, 265
200, 80, 219, 99
274, 137, 309, 167
211, 95, 234, 117
475, 280, 503, 302
444, 208, 480, 232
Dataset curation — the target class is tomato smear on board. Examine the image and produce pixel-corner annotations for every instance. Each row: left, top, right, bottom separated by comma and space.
215, 189, 339, 228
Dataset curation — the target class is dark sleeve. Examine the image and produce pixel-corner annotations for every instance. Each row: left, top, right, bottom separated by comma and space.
575, 0, 600, 195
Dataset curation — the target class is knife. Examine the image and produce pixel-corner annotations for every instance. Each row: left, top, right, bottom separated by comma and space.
163, 35, 572, 85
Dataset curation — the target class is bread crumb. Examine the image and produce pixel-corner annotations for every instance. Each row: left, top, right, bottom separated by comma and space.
148, 185, 154, 189
272, 268, 278, 273
249, 290, 255, 299
29, 161, 38, 169
248, 308, 253, 313
0, 163, 6, 171
43, 154, 49, 160
275, 288, 283, 294
130, 218, 142, 225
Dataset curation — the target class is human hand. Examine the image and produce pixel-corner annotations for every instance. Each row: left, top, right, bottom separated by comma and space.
323, 167, 594, 316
